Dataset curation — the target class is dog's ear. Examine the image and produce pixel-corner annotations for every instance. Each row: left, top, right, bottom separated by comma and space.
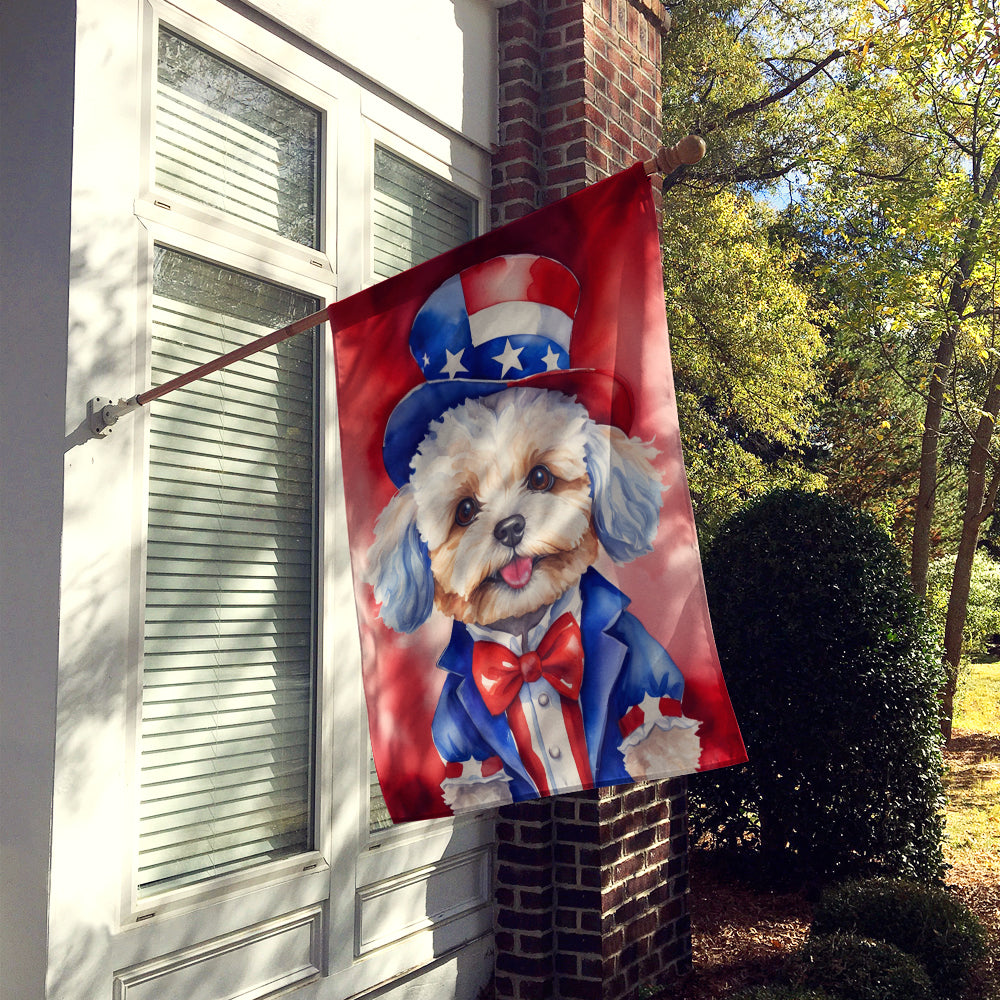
366, 484, 435, 633
584, 423, 664, 563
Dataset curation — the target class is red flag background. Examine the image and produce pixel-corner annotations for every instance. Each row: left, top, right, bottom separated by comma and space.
331, 164, 746, 822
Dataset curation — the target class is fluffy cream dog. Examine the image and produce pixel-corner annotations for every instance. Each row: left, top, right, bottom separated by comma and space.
368, 386, 701, 810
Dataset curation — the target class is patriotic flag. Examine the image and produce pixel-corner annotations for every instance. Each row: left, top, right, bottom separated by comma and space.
330, 163, 746, 823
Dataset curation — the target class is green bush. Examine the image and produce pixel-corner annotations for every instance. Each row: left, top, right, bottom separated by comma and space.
692, 489, 946, 882
811, 878, 988, 999
732, 987, 837, 1000
792, 933, 934, 1000
927, 550, 1000, 658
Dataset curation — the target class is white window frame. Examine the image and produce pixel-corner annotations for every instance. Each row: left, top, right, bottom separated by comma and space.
326, 95, 497, 999
123, 0, 340, 931
107, 1, 497, 994
122, 224, 337, 923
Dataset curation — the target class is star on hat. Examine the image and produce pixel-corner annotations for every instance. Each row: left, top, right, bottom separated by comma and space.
382, 253, 634, 487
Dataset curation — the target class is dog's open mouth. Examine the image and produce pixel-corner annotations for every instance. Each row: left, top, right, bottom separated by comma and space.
498, 555, 534, 589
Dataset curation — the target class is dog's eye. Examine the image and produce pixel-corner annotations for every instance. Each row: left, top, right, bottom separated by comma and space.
455, 497, 480, 527
526, 465, 554, 492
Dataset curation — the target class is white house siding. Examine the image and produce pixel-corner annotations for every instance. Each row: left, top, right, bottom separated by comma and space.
0, 0, 76, 996
241, 0, 498, 152
0, 1, 500, 998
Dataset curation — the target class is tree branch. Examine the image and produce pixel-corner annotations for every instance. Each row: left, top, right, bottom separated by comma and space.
701, 49, 847, 134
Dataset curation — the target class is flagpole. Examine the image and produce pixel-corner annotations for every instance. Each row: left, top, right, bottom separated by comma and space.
642, 134, 706, 177
87, 307, 330, 437
88, 137, 705, 438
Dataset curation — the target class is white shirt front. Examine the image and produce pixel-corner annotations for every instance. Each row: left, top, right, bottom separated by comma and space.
466, 584, 588, 793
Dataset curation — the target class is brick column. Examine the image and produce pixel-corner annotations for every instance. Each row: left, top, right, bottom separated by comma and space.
491, 3, 692, 999
493, 0, 668, 225
495, 799, 556, 999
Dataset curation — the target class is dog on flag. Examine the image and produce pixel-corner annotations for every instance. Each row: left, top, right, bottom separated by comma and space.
366, 255, 701, 813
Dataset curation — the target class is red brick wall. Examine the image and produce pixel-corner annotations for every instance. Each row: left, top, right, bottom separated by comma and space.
492, 0, 667, 226
494, 783, 691, 1000
490, 4, 692, 998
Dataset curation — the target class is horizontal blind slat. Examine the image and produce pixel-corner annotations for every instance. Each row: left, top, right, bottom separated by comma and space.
141, 737, 310, 781
139, 240, 316, 896
138, 825, 308, 884
367, 147, 477, 832
140, 755, 309, 813
141, 770, 306, 818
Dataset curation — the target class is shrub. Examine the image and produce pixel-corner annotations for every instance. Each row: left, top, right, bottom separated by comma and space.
811, 878, 988, 999
732, 987, 837, 1000
792, 933, 934, 1000
692, 489, 946, 882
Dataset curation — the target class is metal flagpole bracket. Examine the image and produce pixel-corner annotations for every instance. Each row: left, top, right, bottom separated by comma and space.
88, 395, 141, 438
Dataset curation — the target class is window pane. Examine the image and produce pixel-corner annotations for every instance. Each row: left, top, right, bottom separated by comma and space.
372, 146, 477, 279
369, 149, 478, 832
138, 247, 318, 895
156, 28, 320, 248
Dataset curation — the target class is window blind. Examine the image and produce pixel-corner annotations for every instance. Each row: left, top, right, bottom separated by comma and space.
368, 147, 477, 833
156, 28, 320, 248
372, 146, 478, 281
138, 248, 318, 895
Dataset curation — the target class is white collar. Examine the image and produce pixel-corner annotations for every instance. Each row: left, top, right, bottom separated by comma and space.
466, 582, 583, 656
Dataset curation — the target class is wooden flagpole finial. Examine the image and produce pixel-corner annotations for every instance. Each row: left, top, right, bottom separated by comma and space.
644, 135, 707, 176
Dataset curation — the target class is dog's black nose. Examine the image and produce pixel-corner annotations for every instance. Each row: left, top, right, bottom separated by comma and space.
494, 514, 525, 549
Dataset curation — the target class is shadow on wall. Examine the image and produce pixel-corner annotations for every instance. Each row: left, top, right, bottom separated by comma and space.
45, 201, 153, 997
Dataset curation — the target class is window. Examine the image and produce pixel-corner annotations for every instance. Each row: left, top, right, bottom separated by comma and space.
155, 28, 320, 247
59, 0, 497, 992
139, 248, 319, 894
136, 26, 323, 897
372, 146, 477, 281
367, 146, 478, 833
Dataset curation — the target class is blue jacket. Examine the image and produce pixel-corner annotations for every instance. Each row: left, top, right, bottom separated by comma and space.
431, 568, 686, 802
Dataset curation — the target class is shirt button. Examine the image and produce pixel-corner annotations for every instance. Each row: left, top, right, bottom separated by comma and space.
548, 746, 561, 760
537, 693, 550, 707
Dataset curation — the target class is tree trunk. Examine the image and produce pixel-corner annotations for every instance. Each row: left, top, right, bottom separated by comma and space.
940, 373, 1000, 740
910, 160, 1000, 597
910, 330, 955, 598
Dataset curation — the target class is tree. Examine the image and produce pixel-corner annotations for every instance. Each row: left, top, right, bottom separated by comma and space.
662, 188, 826, 539
661, 0, 854, 195
782, 207, 932, 544
659, 1, 998, 736
799, 0, 1000, 735
659, 1, 846, 538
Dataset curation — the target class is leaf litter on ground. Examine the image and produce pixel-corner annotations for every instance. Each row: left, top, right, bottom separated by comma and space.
665, 662, 1000, 1000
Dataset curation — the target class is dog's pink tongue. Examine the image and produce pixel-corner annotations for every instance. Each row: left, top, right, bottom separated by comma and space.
500, 556, 533, 589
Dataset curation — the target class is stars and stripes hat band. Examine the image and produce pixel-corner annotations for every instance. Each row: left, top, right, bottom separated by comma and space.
382, 254, 634, 487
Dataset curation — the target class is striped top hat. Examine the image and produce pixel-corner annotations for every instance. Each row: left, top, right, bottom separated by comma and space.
382, 253, 634, 487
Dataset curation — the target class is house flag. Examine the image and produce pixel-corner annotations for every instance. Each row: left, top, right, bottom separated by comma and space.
330, 163, 746, 823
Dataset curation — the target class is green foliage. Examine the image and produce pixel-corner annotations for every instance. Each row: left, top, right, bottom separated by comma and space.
661, 0, 852, 193
734, 989, 837, 1000
811, 878, 988, 999
692, 488, 947, 882
927, 550, 1000, 658
732, 987, 836, 1000
658, 1, 839, 542
664, 191, 827, 540
791, 0, 1000, 588
659, 0, 1000, 742
791, 934, 934, 1000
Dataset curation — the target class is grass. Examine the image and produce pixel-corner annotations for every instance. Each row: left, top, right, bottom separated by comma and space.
942, 658, 1000, 1000
945, 659, 1000, 870
955, 658, 1000, 734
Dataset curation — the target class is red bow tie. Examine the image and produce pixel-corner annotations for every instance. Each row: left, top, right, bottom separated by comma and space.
471, 612, 584, 716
